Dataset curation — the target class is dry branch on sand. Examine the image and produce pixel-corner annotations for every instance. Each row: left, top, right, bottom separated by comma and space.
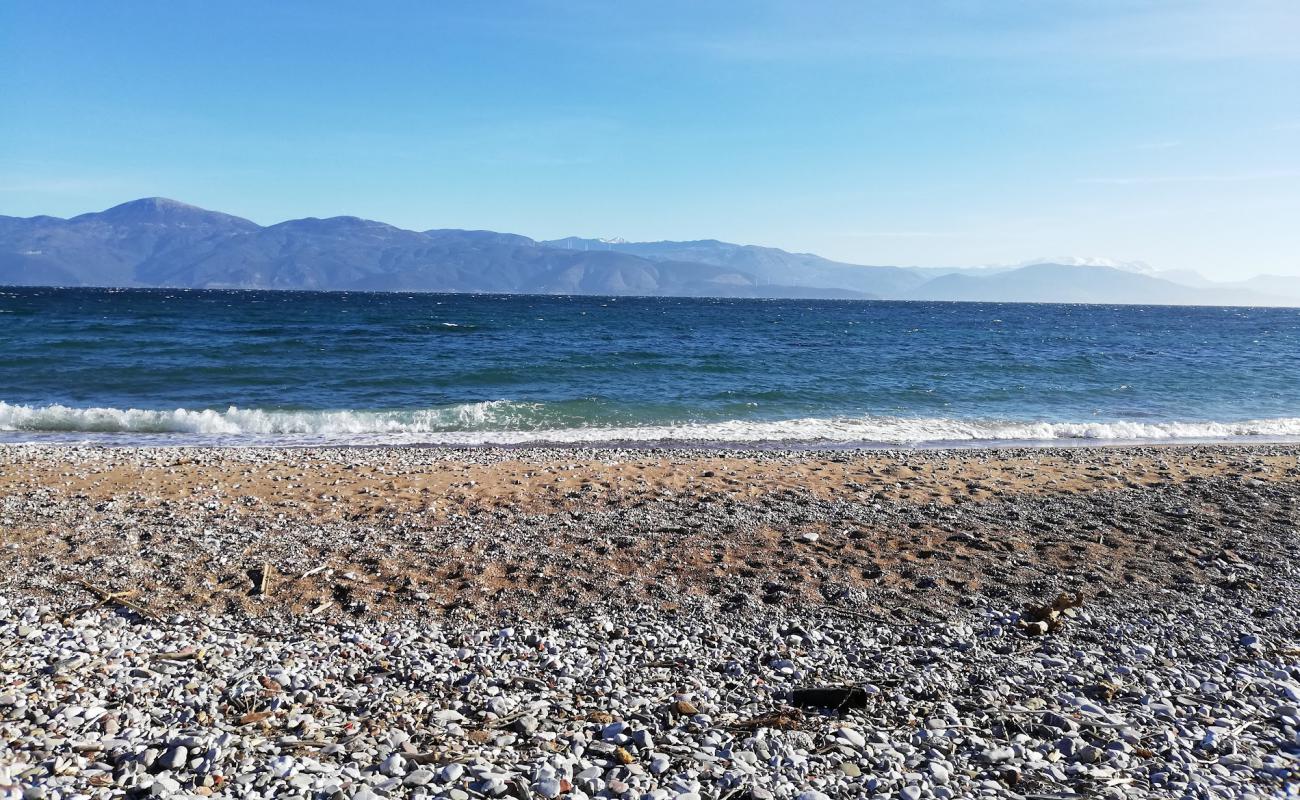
1019, 591, 1085, 635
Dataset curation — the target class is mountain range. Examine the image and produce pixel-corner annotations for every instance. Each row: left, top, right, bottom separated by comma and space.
2, 198, 1298, 306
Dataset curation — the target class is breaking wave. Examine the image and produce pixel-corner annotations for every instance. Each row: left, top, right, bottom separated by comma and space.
0, 400, 545, 437
4, 400, 1300, 446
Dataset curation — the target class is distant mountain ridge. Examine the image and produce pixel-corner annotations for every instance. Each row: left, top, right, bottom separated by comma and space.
905, 263, 1273, 306
1, 198, 1297, 306
0, 199, 873, 299
543, 236, 928, 297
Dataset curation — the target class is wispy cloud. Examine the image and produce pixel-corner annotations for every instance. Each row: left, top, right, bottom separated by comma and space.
837, 231, 960, 239
477, 153, 599, 168
650, 0, 1300, 64
1135, 140, 1183, 151
1078, 170, 1300, 185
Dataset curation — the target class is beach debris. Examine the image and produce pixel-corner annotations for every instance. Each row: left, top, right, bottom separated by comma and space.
150, 649, 204, 662
1019, 591, 1084, 635
257, 562, 274, 595
730, 709, 805, 731
670, 698, 699, 715
67, 578, 160, 621
790, 686, 872, 710
238, 710, 274, 725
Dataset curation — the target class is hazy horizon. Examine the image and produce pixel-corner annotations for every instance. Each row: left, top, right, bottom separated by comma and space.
7, 195, 1295, 285
3, 2, 1298, 279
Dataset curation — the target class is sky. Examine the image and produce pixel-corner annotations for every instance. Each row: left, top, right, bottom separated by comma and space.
2, 1, 1298, 279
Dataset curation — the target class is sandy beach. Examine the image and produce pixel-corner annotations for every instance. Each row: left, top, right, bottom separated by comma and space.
3, 443, 1298, 799
2, 443, 1298, 621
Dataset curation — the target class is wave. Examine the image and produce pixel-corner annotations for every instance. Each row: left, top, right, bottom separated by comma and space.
4, 401, 1300, 446
0, 400, 546, 437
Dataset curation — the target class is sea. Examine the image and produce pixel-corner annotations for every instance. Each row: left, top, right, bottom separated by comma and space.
2, 286, 1299, 448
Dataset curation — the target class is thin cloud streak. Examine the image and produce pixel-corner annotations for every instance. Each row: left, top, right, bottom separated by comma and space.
657, 1, 1300, 65
1135, 140, 1183, 151
1078, 171, 1300, 185
837, 231, 961, 239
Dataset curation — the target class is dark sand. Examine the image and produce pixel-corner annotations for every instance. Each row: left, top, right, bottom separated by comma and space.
2, 443, 1297, 624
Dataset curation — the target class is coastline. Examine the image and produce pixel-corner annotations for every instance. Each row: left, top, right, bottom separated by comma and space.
3, 442, 1298, 798
6, 431, 1300, 451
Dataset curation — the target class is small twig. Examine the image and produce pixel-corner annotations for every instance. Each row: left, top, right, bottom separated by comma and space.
1001, 709, 1133, 730
70, 578, 161, 621
150, 650, 202, 662
407, 750, 475, 766
480, 710, 530, 730
277, 738, 331, 748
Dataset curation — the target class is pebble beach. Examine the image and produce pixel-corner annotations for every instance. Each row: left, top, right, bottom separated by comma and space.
2, 443, 1299, 799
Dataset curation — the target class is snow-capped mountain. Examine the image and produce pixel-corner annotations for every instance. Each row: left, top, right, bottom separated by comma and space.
1014, 256, 1157, 274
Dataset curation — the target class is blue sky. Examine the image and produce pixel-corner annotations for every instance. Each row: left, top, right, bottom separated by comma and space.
2, 1, 1298, 278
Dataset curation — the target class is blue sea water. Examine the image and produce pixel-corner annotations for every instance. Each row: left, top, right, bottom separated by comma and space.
2, 287, 1300, 446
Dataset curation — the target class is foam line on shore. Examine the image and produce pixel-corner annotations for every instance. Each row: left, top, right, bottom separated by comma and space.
5, 400, 1300, 445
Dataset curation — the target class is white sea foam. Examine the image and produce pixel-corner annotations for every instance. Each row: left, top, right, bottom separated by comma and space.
0, 400, 537, 437
4, 400, 1300, 446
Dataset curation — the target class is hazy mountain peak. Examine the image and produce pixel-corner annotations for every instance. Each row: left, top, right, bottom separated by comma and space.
74, 197, 258, 228
263, 216, 428, 242
423, 229, 537, 247
97, 197, 204, 217
1012, 257, 1218, 287
273, 215, 389, 228
111, 196, 196, 211
1017, 256, 1156, 274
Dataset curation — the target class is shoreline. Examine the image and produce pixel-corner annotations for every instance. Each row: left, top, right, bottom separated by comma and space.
5, 432, 1300, 452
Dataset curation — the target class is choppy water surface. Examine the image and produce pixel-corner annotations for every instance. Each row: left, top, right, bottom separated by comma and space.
2, 287, 1299, 446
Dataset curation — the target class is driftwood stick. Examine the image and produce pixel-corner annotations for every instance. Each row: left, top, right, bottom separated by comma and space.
70, 578, 161, 621
820, 603, 877, 623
